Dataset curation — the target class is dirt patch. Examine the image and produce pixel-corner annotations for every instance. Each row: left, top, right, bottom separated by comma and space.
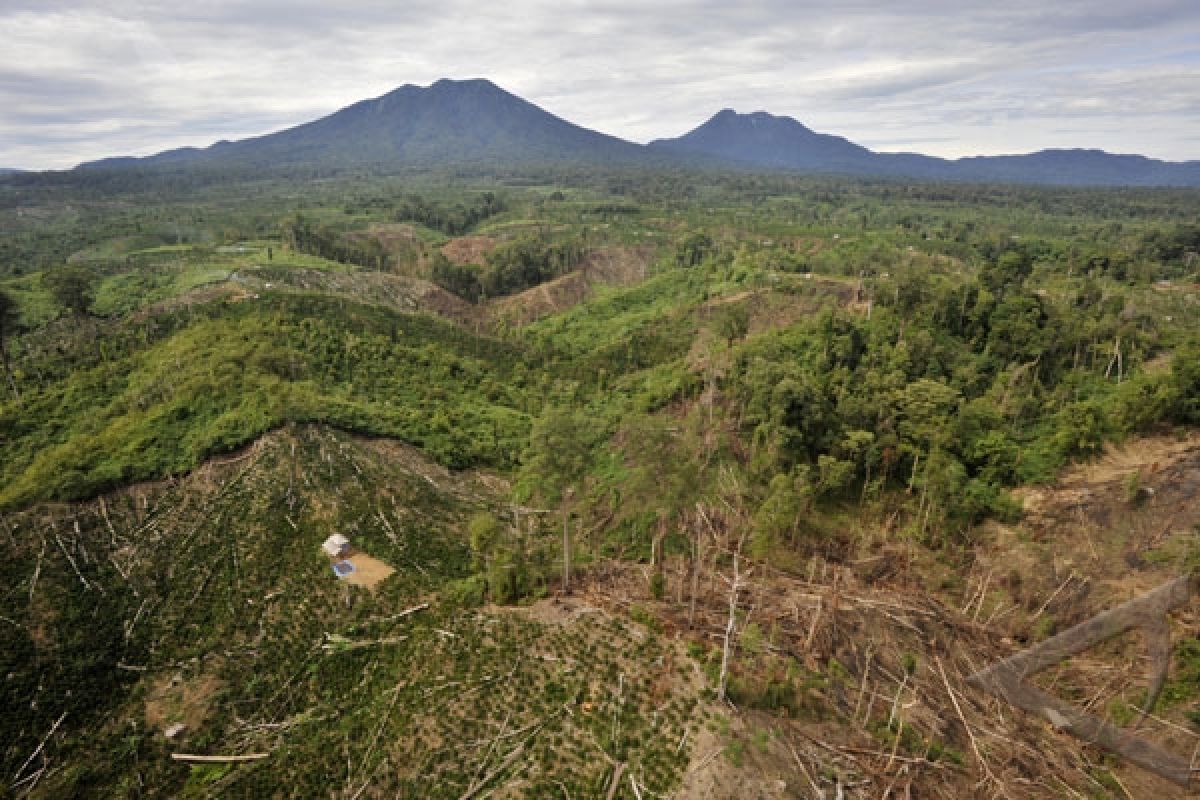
489, 271, 594, 326
441, 235, 497, 265
145, 671, 223, 734
1008, 431, 1200, 600
1046, 431, 1200, 491
236, 268, 478, 325
506, 596, 605, 626
413, 281, 478, 326
340, 553, 395, 592
486, 246, 654, 327
672, 720, 742, 799
579, 245, 654, 284
128, 282, 243, 322
674, 713, 863, 800
579, 532, 1200, 800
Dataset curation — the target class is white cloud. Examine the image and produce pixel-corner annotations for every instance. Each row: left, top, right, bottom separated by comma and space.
1, 1, 1198, 169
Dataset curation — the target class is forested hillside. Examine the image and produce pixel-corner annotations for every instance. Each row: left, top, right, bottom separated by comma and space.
2, 168, 1199, 798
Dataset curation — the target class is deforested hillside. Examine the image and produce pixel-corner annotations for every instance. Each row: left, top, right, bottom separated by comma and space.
1, 427, 714, 797
2, 171, 1200, 798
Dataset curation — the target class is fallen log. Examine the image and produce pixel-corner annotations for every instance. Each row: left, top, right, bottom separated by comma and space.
170, 753, 268, 763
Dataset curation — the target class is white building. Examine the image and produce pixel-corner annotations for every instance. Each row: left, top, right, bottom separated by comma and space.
322, 534, 351, 559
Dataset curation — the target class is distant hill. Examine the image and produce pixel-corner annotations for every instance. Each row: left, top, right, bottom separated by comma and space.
648, 109, 880, 172
72, 79, 1200, 186
650, 109, 1200, 187
81, 78, 651, 171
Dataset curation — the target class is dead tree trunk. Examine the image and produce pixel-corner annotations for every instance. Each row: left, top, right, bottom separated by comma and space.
717, 537, 751, 703
688, 522, 701, 631
561, 490, 574, 595
562, 508, 570, 595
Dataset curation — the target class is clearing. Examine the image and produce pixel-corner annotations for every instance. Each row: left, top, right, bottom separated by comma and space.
338, 552, 396, 591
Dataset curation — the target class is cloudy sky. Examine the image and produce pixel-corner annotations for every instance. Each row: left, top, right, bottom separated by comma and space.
2, 0, 1199, 170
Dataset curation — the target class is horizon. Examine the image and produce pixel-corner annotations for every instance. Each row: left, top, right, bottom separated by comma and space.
4, 2, 1199, 171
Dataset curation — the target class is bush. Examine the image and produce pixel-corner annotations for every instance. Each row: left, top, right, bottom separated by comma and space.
443, 575, 488, 608
649, 571, 666, 600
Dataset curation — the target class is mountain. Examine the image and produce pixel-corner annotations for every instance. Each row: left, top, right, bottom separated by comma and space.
651, 109, 1200, 186
648, 108, 879, 172
947, 147, 1200, 186
82, 78, 650, 171
73, 80, 1200, 186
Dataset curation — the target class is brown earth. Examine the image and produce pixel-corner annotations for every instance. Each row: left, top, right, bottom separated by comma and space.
488, 245, 654, 326
440, 235, 497, 265
1005, 431, 1200, 606
145, 669, 224, 735
234, 267, 478, 325
489, 271, 593, 326
127, 282, 246, 322
339, 552, 395, 592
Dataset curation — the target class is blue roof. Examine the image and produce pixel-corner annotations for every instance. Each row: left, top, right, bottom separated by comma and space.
332, 560, 356, 577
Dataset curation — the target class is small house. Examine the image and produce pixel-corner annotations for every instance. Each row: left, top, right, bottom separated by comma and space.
322, 533, 351, 559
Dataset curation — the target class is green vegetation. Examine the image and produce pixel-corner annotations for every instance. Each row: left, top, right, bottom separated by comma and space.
0, 293, 531, 507
1, 165, 1199, 798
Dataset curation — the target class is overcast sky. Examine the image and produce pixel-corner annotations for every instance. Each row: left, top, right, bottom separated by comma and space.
3, 0, 1199, 170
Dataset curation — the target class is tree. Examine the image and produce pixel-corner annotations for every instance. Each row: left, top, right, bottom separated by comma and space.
1170, 339, 1200, 425
620, 413, 698, 567
675, 232, 715, 267
750, 470, 813, 558
0, 289, 20, 402
43, 266, 95, 318
770, 373, 835, 463
986, 292, 1049, 365
468, 512, 502, 571
980, 249, 1033, 294
713, 303, 749, 344
430, 253, 483, 303
521, 409, 602, 593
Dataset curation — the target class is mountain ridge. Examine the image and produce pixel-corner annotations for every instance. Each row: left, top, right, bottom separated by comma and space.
72, 78, 1200, 186
651, 108, 1200, 186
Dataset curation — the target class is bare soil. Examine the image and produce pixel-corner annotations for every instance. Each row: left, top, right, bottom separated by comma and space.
340, 553, 395, 592
490, 271, 593, 326
488, 246, 653, 326
1008, 430, 1200, 605
235, 267, 477, 325
440, 235, 497, 265
144, 670, 223, 734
